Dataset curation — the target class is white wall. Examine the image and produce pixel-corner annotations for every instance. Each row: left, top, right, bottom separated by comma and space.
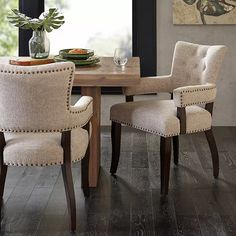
73, 0, 236, 126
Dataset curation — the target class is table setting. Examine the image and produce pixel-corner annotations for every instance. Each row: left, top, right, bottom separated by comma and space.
54, 48, 100, 67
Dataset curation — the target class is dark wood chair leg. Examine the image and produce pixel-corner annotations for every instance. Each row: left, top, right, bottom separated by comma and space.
0, 164, 7, 227
0, 165, 7, 204
61, 131, 76, 232
81, 140, 90, 197
0, 132, 7, 209
110, 121, 121, 175
62, 164, 76, 232
172, 136, 179, 165
204, 129, 219, 178
126, 95, 134, 102
160, 137, 172, 196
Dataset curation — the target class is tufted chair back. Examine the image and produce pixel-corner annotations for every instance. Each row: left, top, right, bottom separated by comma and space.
0, 62, 77, 132
170, 41, 227, 89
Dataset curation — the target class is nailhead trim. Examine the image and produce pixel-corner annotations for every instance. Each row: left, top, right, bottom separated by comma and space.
0, 67, 72, 75
0, 114, 92, 133
178, 86, 216, 107
4, 155, 85, 166
179, 98, 215, 107
186, 126, 211, 134
111, 119, 211, 138
111, 119, 180, 137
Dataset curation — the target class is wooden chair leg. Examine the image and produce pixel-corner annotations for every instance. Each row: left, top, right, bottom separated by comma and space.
110, 121, 121, 175
61, 131, 76, 232
81, 144, 90, 197
0, 132, 7, 217
160, 137, 172, 196
125, 95, 134, 102
172, 136, 179, 165
0, 165, 7, 203
0, 165, 7, 225
61, 163, 76, 232
204, 129, 219, 178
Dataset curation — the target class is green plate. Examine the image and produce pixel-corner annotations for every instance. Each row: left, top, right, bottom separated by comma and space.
54, 55, 100, 66
59, 48, 94, 59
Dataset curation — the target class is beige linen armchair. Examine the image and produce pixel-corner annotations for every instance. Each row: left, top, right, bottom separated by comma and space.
110, 41, 227, 195
0, 62, 93, 231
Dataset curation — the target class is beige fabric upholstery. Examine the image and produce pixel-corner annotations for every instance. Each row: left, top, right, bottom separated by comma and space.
113, 42, 226, 137
173, 83, 217, 107
123, 41, 227, 96
124, 75, 172, 96
171, 41, 226, 88
3, 127, 88, 166
0, 62, 93, 132
0, 62, 92, 166
110, 100, 212, 137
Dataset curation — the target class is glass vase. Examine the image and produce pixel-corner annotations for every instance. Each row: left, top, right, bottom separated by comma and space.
29, 30, 50, 59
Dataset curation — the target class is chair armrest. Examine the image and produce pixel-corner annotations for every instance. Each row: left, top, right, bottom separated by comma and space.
123, 75, 172, 96
173, 83, 216, 108
69, 96, 93, 128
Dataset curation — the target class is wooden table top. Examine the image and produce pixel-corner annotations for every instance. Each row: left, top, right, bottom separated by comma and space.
74, 57, 141, 87
0, 56, 141, 87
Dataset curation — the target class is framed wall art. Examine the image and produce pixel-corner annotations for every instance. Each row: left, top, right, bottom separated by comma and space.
173, 0, 236, 25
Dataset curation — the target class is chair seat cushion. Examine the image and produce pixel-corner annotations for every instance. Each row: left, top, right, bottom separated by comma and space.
3, 127, 89, 166
110, 100, 212, 137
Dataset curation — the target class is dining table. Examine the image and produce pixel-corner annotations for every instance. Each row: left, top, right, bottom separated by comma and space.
0, 56, 141, 187
74, 57, 140, 187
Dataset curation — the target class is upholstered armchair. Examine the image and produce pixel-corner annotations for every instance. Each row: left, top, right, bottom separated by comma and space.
110, 41, 227, 195
0, 62, 93, 231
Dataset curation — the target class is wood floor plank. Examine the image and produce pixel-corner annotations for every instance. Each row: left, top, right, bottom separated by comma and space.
107, 189, 131, 235
132, 151, 149, 169
192, 133, 231, 191
177, 151, 210, 189
175, 215, 202, 236
42, 172, 67, 216
4, 166, 26, 188
133, 130, 148, 153
192, 189, 227, 236
172, 189, 202, 236
35, 166, 60, 188
218, 152, 236, 189
131, 131, 154, 235
148, 151, 160, 190
5, 187, 54, 234
3, 167, 26, 203
0, 127, 235, 235
2, 167, 43, 233
192, 132, 214, 170
179, 134, 195, 153
152, 190, 178, 236
146, 133, 159, 153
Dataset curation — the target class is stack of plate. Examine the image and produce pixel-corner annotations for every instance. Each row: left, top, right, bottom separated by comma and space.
54, 48, 100, 66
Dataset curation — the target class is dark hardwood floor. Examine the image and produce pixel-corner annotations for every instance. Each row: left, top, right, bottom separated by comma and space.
1, 127, 236, 235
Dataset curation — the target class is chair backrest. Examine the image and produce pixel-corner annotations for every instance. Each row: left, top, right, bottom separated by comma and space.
0, 61, 75, 132
171, 41, 227, 89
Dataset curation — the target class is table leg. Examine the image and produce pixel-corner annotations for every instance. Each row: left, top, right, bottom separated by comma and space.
81, 87, 101, 187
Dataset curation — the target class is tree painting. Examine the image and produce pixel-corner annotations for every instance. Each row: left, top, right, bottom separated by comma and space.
174, 0, 236, 24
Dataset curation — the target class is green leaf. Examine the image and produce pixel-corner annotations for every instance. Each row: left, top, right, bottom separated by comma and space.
7, 7, 64, 32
